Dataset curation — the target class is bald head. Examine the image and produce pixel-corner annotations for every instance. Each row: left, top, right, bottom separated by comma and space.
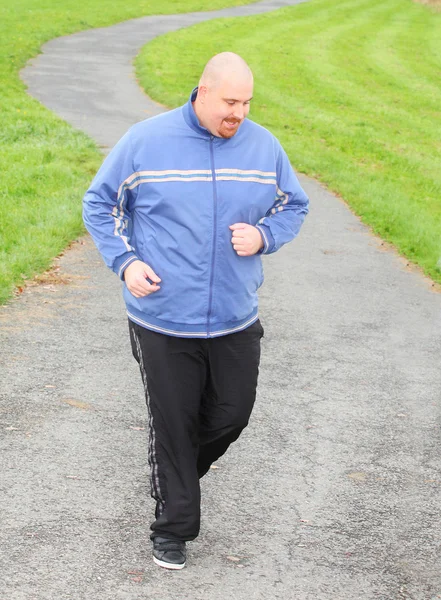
199, 52, 253, 89
193, 53, 254, 139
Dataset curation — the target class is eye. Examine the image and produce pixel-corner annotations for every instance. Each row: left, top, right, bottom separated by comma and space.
226, 100, 235, 105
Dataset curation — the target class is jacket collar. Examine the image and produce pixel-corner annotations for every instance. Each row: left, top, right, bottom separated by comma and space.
182, 87, 212, 137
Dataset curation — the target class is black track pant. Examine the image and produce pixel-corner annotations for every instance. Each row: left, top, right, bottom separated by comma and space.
129, 318, 263, 542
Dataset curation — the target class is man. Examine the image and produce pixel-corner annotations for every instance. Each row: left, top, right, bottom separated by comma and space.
83, 52, 309, 570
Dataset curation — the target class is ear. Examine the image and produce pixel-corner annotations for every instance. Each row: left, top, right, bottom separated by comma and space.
198, 85, 208, 103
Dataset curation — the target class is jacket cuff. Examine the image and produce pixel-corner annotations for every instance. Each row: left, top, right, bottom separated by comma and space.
255, 224, 275, 255
113, 252, 139, 280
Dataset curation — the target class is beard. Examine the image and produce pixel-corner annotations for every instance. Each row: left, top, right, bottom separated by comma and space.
218, 118, 242, 138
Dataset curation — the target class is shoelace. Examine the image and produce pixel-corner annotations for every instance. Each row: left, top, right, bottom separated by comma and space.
155, 540, 185, 552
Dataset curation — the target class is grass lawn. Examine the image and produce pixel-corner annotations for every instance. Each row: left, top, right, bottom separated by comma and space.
0, 0, 256, 305
136, 0, 441, 285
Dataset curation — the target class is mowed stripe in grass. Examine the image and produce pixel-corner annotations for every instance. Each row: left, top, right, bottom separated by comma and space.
136, 0, 441, 284
0, 0, 256, 305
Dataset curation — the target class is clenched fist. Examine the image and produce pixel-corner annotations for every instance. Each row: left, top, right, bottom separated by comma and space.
229, 223, 264, 257
124, 260, 161, 298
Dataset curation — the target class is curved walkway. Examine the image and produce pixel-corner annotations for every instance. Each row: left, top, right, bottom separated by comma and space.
1, 2, 441, 599
21, 0, 310, 151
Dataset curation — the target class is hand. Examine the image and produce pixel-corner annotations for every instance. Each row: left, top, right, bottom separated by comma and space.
229, 223, 264, 257
124, 260, 161, 298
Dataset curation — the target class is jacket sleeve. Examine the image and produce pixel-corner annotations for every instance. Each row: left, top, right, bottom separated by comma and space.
255, 143, 309, 255
82, 128, 140, 280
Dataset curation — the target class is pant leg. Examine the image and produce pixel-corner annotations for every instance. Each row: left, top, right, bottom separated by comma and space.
197, 319, 264, 478
129, 320, 207, 541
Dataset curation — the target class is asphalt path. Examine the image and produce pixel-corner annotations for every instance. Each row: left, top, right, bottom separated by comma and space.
1, 1, 441, 598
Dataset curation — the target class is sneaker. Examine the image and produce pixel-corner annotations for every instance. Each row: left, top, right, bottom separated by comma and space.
152, 537, 186, 570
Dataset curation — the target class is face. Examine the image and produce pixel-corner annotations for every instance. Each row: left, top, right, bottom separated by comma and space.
197, 77, 253, 139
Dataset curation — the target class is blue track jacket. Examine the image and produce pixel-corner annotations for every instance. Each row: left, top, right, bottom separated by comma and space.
83, 89, 309, 338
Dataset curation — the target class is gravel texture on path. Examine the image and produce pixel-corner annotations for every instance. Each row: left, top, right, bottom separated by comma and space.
2, 2, 440, 598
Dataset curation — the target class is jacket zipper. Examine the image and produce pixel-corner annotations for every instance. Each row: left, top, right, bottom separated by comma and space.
207, 136, 218, 336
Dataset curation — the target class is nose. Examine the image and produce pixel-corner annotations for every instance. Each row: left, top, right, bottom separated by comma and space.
232, 104, 245, 120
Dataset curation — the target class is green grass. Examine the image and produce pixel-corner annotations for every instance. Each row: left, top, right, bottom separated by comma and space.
136, 0, 441, 285
0, 0, 256, 305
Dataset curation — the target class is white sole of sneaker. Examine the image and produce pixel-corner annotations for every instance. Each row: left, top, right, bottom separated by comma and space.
153, 556, 186, 570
